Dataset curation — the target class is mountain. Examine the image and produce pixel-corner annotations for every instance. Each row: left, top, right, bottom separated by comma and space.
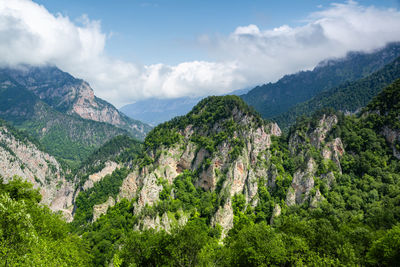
120, 88, 251, 126
3, 84, 400, 265
0, 119, 74, 219
241, 42, 400, 119
1, 65, 151, 139
120, 97, 202, 126
274, 56, 400, 129
0, 71, 135, 168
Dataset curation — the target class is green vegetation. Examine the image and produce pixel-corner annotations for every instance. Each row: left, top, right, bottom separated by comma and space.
0, 177, 90, 266
366, 78, 400, 130
274, 56, 400, 130
145, 95, 262, 163
72, 167, 130, 230
3, 77, 400, 266
0, 69, 145, 169
242, 42, 400, 119
72, 135, 142, 183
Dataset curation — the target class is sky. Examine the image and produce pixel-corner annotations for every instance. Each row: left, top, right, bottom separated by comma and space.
1, 0, 400, 107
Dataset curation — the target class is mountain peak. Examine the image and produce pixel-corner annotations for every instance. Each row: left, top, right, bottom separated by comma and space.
187, 95, 263, 128
0, 65, 151, 140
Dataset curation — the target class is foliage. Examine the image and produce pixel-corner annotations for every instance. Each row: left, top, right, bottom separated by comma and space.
242, 42, 400, 120
0, 71, 138, 169
72, 167, 130, 230
0, 177, 91, 266
275, 56, 400, 130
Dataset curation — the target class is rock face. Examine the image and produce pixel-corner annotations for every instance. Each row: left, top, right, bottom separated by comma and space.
83, 161, 119, 190
286, 158, 317, 206
0, 124, 74, 220
116, 100, 281, 235
286, 114, 344, 206
92, 196, 115, 222
135, 212, 189, 233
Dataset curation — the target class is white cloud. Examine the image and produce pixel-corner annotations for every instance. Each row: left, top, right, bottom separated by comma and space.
1, 0, 400, 107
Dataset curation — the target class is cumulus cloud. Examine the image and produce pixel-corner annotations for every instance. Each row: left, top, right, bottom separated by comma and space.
1, 0, 400, 107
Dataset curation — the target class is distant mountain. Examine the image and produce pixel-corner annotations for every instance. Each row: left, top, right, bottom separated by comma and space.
120, 88, 251, 126
0, 71, 135, 168
1, 65, 151, 140
275, 56, 400, 129
241, 42, 400, 119
120, 97, 202, 126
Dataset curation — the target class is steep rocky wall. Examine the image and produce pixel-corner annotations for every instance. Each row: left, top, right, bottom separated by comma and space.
115, 120, 281, 235
0, 126, 74, 221
286, 114, 344, 206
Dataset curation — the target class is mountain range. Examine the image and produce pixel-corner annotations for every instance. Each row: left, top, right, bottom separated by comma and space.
1, 44, 400, 265
241, 42, 400, 122
0, 65, 151, 167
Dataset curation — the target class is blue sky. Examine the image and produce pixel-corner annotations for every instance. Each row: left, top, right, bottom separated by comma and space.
2, 0, 400, 106
33, 0, 400, 65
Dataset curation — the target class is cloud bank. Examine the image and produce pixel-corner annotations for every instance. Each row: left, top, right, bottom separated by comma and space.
1, 0, 400, 107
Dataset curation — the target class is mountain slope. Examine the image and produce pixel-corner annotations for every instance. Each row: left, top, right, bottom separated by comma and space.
274, 56, 400, 129
72, 96, 282, 231
365, 78, 400, 159
3, 84, 398, 265
241, 42, 400, 119
1, 65, 151, 140
0, 73, 133, 168
0, 119, 74, 218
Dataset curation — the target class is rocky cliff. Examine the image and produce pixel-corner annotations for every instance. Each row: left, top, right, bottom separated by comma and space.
114, 96, 282, 235
286, 114, 344, 206
0, 121, 74, 220
76, 96, 353, 237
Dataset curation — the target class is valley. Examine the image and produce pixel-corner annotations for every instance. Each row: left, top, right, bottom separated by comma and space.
1, 1, 400, 266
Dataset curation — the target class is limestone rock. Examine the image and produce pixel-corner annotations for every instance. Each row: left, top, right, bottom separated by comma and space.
310, 114, 338, 149
310, 189, 324, 208
0, 125, 74, 219
83, 161, 119, 190
286, 158, 317, 206
92, 196, 115, 222
270, 204, 281, 224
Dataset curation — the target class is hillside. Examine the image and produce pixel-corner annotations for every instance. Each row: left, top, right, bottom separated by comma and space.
1, 65, 151, 139
241, 42, 400, 119
0, 72, 133, 168
0, 119, 74, 219
274, 56, 400, 129
3, 89, 400, 265
67, 90, 400, 266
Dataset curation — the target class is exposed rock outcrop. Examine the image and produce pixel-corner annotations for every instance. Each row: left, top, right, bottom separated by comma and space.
286, 114, 344, 207
117, 101, 281, 234
0, 125, 74, 220
92, 196, 115, 222
286, 158, 317, 206
135, 211, 189, 233
83, 161, 119, 190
